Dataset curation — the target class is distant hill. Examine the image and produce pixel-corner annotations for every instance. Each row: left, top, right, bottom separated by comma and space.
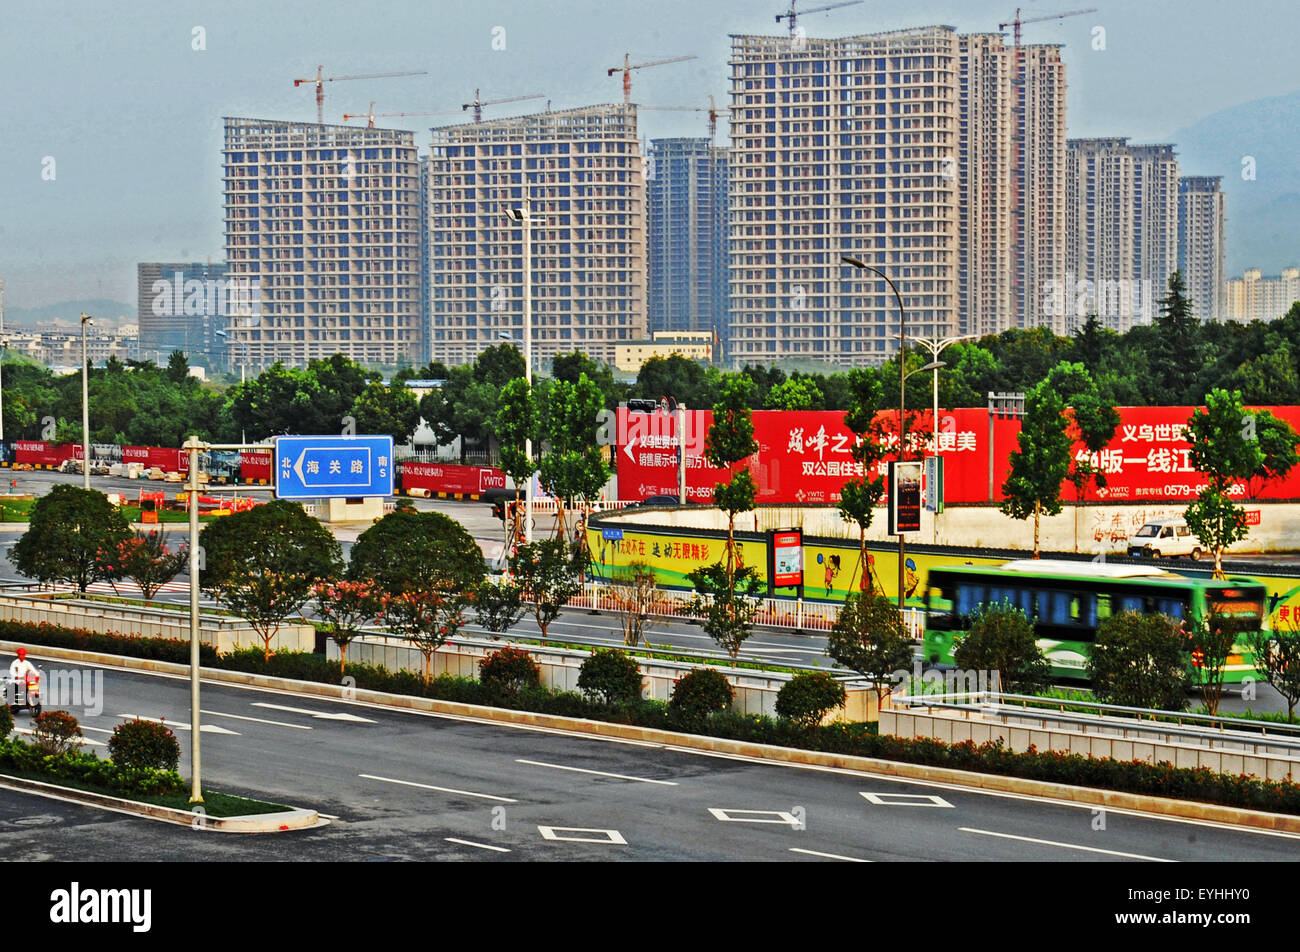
1169, 88, 1300, 276
1, 299, 136, 331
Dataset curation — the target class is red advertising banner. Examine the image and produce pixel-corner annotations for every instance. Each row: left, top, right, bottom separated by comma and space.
399, 461, 508, 495
240, 451, 272, 482
123, 446, 189, 472
12, 442, 78, 467
616, 406, 1300, 505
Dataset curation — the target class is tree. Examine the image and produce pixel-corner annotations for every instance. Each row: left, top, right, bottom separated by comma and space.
509, 538, 584, 645
1085, 612, 1190, 711
1184, 388, 1300, 576
105, 530, 188, 600
313, 580, 380, 673
473, 578, 527, 637
10, 485, 132, 593
1249, 623, 1300, 722
685, 559, 764, 661
577, 649, 643, 705
765, 376, 823, 410
495, 378, 539, 526
952, 604, 1049, 694
1152, 270, 1200, 403
609, 561, 659, 647
827, 593, 914, 706
538, 373, 610, 537
349, 381, 420, 446
1186, 612, 1240, 715
705, 374, 759, 573
199, 500, 342, 660
837, 368, 889, 591
348, 509, 486, 679
999, 373, 1071, 557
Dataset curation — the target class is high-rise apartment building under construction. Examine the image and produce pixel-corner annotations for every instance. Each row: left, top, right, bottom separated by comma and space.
222, 117, 422, 370
427, 104, 647, 368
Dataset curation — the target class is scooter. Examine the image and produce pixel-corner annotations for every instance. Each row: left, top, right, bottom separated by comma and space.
5, 673, 41, 716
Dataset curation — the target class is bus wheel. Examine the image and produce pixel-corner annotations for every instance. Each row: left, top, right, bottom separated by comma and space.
1190, 547, 1202, 561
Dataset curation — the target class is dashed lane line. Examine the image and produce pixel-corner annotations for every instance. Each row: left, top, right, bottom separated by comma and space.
516, 758, 678, 785
358, 773, 517, 803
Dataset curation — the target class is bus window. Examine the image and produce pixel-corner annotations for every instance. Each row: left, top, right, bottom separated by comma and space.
1046, 591, 1072, 625
1117, 595, 1144, 614
1156, 598, 1187, 620
1097, 594, 1112, 620
955, 583, 985, 620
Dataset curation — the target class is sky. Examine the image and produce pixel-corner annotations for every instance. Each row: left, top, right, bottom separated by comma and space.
1, 0, 1297, 310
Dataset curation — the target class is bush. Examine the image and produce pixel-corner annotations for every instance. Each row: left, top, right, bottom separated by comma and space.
31, 710, 82, 757
0, 737, 183, 797
478, 646, 542, 695
1087, 612, 1190, 711
669, 668, 735, 721
775, 672, 847, 728
108, 718, 181, 772
0, 701, 12, 740
577, 649, 643, 705
953, 603, 1050, 693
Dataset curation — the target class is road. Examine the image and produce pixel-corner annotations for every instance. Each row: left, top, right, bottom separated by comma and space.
1, 655, 1295, 862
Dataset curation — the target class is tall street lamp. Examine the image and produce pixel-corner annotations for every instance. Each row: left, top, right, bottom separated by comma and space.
841, 255, 914, 608
506, 201, 536, 545
80, 313, 93, 489
902, 333, 977, 452
0, 337, 7, 446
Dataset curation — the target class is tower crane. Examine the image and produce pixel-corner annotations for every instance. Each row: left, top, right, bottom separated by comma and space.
774, 0, 863, 37
640, 95, 723, 143
343, 102, 461, 128
461, 90, 545, 123
292, 66, 428, 125
995, 7, 1095, 319
606, 54, 697, 105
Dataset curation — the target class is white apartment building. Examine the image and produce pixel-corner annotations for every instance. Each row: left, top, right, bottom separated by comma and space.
1065, 138, 1179, 332
427, 104, 647, 367
222, 118, 422, 370
727, 26, 1067, 368
1178, 175, 1227, 321
1225, 268, 1300, 322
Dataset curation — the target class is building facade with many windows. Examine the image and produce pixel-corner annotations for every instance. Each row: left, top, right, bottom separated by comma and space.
1177, 175, 1226, 321
1225, 267, 1300, 322
1065, 137, 1179, 332
136, 261, 229, 366
647, 138, 728, 346
427, 104, 647, 368
222, 118, 422, 370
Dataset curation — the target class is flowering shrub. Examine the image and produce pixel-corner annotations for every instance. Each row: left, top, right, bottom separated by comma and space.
478, 646, 542, 694
109, 718, 181, 772
312, 580, 380, 672
97, 530, 188, 600
31, 710, 83, 757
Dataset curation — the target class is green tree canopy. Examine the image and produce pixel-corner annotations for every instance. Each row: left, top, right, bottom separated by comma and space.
10, 485, 132, 593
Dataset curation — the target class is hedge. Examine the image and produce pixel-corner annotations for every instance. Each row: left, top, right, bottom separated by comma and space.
0, 737, 184, 797
7, 619, 1300, 815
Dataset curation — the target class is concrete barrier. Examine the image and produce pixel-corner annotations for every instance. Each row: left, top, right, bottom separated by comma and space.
0, 593, 316, 654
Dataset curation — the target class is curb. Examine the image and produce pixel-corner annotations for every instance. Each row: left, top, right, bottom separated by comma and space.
8, 640, 1300, 835
0, 774, 320, 833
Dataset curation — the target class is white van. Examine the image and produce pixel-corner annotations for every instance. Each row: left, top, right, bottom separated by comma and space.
1125, 518, 1205, 560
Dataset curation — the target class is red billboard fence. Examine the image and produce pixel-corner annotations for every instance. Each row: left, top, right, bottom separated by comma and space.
615, 406, 1300, 505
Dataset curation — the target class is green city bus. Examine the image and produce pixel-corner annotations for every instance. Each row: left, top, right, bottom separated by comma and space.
921, 560, 1269, 683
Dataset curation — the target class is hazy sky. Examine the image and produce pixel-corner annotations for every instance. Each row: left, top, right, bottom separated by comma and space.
2, 0, 1297, 310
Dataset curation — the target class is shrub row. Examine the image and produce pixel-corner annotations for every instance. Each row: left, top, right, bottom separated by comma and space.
9, 620, 1300, 815
0, 737, 184, 797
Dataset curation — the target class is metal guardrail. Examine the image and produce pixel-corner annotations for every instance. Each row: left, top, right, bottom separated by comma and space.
893, 691, 1300, 754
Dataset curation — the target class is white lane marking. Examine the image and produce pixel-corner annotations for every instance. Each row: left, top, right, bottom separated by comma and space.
958, 827, 1174, 862
358, 773, 517, 803
118, 715, 238, 735
446, 837, 511, 853
78, 726, 115, 735
318, 813, 340, 820
666, 746, 1300, 842
709, 808, 800, 826
537, 826, 627, 845
252, 702, 374, 723
13, 728, 105, 748
790, 847, 871, 862
860, 791, 953, 808
516, 758, 678, 786
201, 709, 312, 730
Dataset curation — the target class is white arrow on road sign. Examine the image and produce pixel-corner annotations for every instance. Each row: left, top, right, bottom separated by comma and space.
252, 702, 375, 723
119, 715, 239, 736
293, 448, 308, 485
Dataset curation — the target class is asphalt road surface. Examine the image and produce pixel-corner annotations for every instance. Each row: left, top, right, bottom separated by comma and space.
2, 654, 1296, 862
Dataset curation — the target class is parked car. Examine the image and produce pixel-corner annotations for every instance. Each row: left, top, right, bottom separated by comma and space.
1125, 517, 1205, 560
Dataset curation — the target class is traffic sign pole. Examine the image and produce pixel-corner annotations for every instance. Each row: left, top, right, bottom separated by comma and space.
184, 435, 203, 805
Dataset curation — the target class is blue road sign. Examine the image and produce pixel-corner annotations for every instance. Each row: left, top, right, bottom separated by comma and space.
602, 528, 624, 541
274, 435, 394, 500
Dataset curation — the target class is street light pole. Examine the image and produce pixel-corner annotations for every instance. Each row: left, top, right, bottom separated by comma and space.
841, 256, 908, 609
80, 313, 93, 490
184, 434, 203, 805
508, 200, 535, 545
